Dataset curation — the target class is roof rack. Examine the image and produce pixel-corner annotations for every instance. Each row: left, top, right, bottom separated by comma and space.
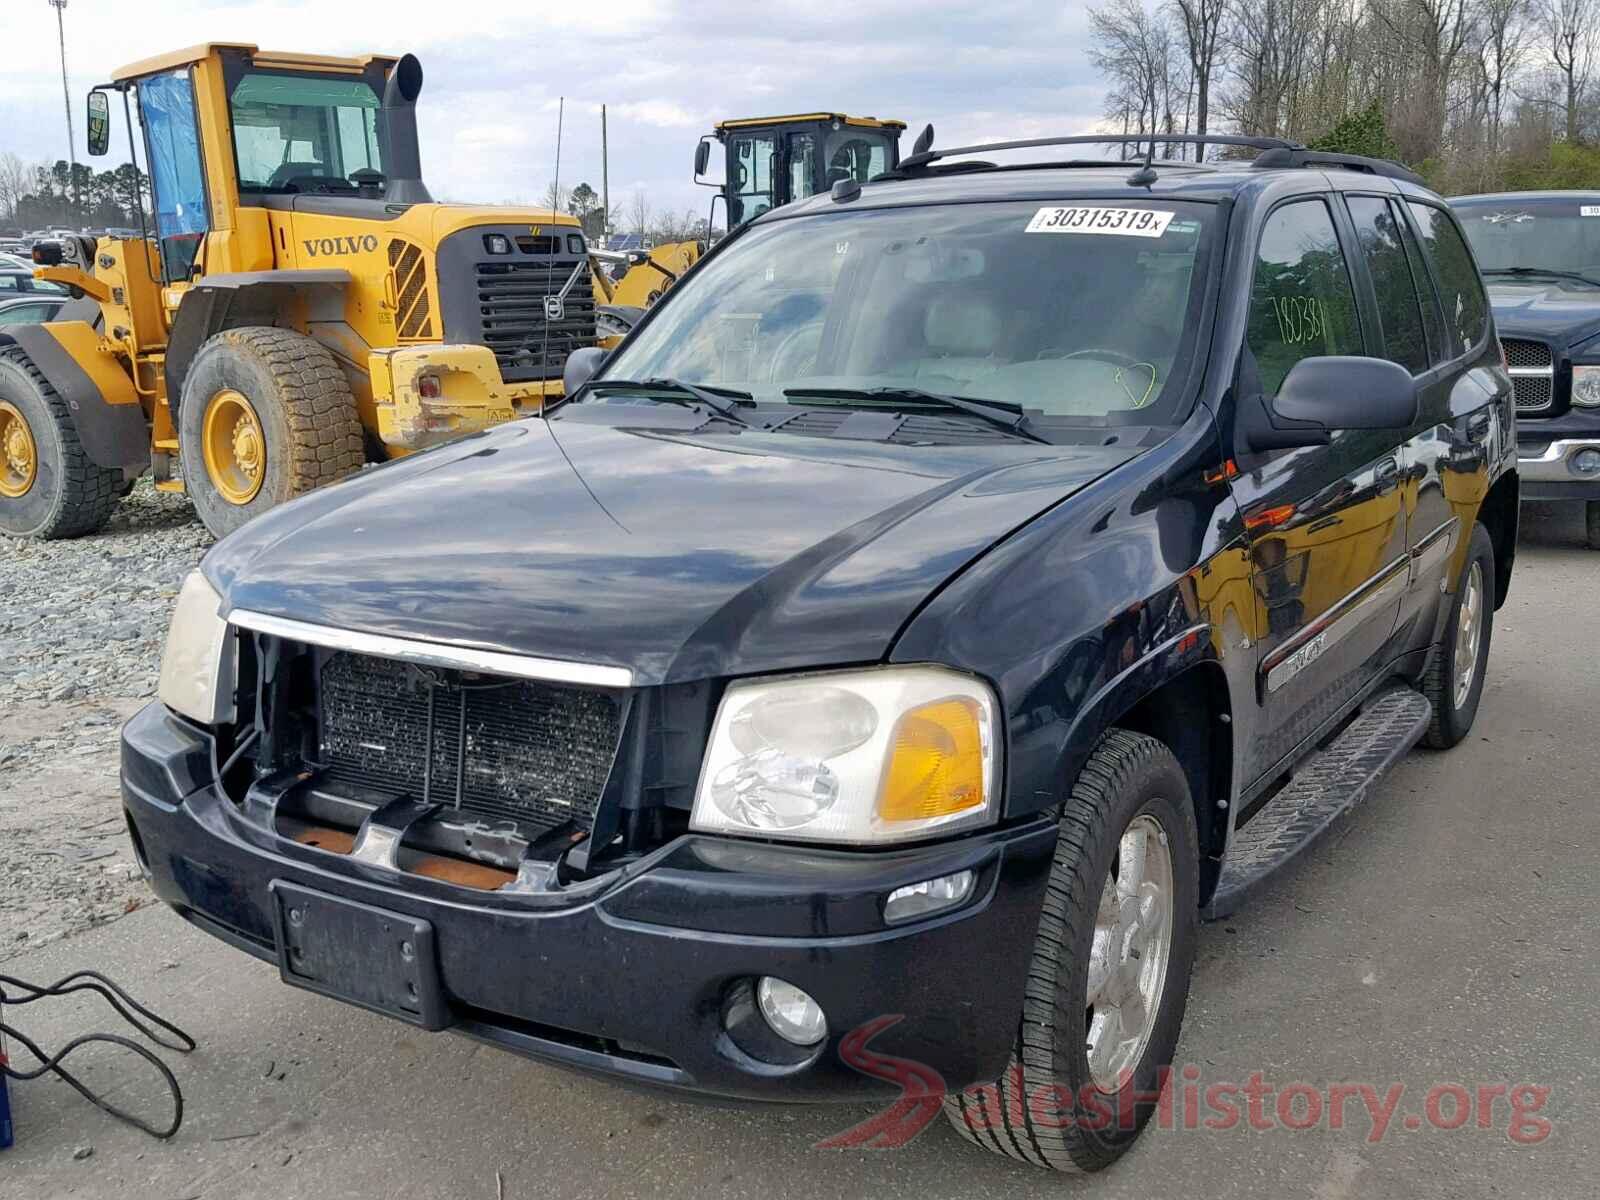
888, 127, 1423, 187
894, 132, 1299, 173
1250, 147, 1425, 186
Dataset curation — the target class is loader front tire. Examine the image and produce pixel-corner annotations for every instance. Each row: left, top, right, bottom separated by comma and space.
0, 348, 121, 539
179, 327, 365, 539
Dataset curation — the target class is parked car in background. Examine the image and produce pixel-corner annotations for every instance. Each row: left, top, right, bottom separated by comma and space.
0, 270, 68, 297
0, 253, 33, 271
0, 295, 68, 325
1453, 190, 1600, 548
124, 134, 1516, 1174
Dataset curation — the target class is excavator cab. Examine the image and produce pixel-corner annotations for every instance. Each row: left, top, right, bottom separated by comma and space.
695, 113, 906, 227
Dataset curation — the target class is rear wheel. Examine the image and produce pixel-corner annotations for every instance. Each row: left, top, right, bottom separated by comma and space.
944, 729, 1198, 1172
179, 327, 365, 539
1586, 500, 1600, 551
0, 349, 121, 539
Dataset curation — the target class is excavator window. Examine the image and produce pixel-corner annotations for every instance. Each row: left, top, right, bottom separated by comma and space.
728, 133, 778, 226
228, 73, 384, 194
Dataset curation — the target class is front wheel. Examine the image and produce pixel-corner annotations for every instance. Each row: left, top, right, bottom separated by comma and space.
178, 327, 365, 539
944, 729, 1198, 1172
1421, 521, 1495, 749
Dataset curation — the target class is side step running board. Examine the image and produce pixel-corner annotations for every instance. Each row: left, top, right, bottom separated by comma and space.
1206, 686, 1433, 919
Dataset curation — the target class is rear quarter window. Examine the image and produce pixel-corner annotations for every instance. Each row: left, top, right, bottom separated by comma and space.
1406, 201, 1488, 358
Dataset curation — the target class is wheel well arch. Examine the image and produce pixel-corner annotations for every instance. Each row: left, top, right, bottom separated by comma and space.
165, 270, 350, 409
1106, 660, 1233, 906
1477, 470, 1518, 609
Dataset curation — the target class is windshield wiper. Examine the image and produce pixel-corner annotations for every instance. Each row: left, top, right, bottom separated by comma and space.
1482, 266, 1600, 289
781, 386, 1050, 444
585, 378, 754, 425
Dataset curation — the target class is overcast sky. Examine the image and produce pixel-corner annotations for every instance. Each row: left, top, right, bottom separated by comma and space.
0, 1, 1110, 219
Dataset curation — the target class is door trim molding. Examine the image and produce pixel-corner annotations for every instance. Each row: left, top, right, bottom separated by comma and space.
1262, 555, 1410, 694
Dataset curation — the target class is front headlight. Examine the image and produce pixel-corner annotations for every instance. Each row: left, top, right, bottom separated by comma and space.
1571, 365, 1600, 408
690, 667, 999, 845
157, 571, 236, 724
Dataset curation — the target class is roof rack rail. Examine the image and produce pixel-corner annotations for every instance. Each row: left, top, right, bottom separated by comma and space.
893, 131, 1301, 173
1251, 147, 1425, 186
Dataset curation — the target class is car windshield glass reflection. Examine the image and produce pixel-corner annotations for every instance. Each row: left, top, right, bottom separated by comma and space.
595, 200, 1216, 424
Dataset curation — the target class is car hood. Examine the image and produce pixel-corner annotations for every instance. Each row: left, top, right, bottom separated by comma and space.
1485, 280, 1600, 347
205, 412, 1141, 685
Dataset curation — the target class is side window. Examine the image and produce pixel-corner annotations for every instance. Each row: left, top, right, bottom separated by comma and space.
1406, 201, 1488, 357
786, 132, 817, 203
729, 134, 777, 225
1393, 203, 1446, 362
1347, 196, 1429, 374
1246, 199, 1363, 396
139, 68, 212, 283
0, 277, 20, 293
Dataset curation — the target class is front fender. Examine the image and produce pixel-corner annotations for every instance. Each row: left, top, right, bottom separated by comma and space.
0, 321, 148, 470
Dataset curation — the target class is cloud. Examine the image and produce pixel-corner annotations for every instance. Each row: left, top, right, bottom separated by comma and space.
0, 0, 1109, 220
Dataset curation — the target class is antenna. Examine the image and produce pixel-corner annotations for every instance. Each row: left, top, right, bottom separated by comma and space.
540, 96, 564, 421
1126, 135, 1158, 186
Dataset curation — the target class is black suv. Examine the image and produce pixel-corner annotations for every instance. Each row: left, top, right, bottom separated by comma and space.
1452, 191, 1600, 547
123, 134, 1516, 1172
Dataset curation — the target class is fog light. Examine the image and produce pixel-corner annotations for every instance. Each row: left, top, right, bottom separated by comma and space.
417, 373, 442, 400
756, 977, 827, 1046
884, 869, 976, 923
483, 233, 512, 254
1572, 448, 1600, 477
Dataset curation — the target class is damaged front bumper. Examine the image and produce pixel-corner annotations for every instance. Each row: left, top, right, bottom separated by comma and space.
368, 345, 560, 453
120, 702, 1057, 1102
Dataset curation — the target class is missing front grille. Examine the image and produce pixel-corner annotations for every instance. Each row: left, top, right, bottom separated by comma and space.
316, 653, 623, 832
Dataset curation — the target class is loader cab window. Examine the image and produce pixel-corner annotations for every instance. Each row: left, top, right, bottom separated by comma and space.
823, 129, 892, 189
728, 133, 777, 226
138, 69, 211, 282
229, 73, 384, 195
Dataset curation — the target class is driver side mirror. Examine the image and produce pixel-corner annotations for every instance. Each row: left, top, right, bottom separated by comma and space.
694, 140, 711, 179
1241, 356, 1418, 453
86, 90, 110, 157
563, 346, 608, 397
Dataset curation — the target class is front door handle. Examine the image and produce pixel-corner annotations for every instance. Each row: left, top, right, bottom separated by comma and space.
1374, 457, 1400, 493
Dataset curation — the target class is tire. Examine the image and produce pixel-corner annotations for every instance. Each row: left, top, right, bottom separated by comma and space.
1421, 521, 1495, 749
178, 327, 365, 539
0, 348, 121, 539
1586, 500, 1600, 551
944, 729, 1199, 1172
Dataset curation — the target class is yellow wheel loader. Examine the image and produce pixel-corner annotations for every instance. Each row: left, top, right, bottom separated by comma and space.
591, 113, 905, 345
0, 43, 598, 540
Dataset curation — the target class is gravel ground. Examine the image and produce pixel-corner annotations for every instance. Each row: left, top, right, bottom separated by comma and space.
0, 481, 210, 959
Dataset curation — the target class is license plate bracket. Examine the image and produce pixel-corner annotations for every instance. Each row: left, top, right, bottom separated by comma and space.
269, 881, 447, 1030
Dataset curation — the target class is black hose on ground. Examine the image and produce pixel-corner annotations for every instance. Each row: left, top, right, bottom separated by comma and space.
0, 968, 196, 1140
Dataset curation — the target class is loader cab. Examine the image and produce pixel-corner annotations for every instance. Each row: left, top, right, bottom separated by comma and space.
696, 114, 905, 228
93, 43, 427, 287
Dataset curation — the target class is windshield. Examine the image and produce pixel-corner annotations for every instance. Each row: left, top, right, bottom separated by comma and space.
599, 199, 1215, 422
229, 72, 383, 193
1453, 199, 1600, 284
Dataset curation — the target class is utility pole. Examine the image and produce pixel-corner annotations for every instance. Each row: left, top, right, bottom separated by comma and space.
48, 0, 78, 225
601, 104, 609, 247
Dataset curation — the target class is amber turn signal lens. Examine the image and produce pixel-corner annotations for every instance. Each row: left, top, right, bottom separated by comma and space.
877, 697, 986, 822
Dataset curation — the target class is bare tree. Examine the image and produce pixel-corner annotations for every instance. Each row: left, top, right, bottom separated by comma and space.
628, 189, 652, 241
1480, 0, 1530, 155
1091, 0, 1182, 147
1544, 0, 1595, 141
540, 180, 570, 215
1172, 0, 1230, 157
0, 152, 28, 222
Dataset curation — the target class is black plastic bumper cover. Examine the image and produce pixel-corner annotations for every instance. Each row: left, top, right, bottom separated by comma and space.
121, 702, 1058, 1102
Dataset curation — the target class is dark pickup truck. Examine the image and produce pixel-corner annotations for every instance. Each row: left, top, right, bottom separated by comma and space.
122, 134, 1517, 1174
1453, 191, 1600, 547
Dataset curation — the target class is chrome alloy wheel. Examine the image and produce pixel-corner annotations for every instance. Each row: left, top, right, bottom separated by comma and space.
1086, 813, 1175, 1093
1453, 560, 1484, 710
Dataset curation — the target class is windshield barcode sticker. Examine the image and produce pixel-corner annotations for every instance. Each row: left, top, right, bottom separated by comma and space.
1583, 206, 1600, 217
1026, 207, 1175, 237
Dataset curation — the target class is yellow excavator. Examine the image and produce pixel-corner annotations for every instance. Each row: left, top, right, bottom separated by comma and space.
0, 43, 597, 539
592, 113, 905, 341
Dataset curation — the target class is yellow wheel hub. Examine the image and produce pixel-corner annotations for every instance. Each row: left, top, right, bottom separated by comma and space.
0, 400, 37, 499
201, 389, 267, 505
